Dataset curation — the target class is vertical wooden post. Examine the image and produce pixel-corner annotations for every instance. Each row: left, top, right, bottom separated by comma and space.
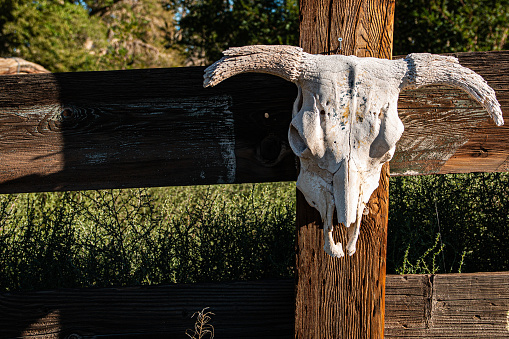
295, 1, 395, 338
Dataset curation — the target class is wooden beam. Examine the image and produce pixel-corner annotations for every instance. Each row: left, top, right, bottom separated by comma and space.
295, 1, 394, 338
0, 279, 295, 339
0, 51, 508, 193
385, 272, 509, 338
2, 273, 509, 338
0, 70, 297, 193
395, 51, 509, 175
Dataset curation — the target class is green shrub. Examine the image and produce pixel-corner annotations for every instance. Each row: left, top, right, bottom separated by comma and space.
1, 172, 508, 292
0, 183, 295, 291
388, 173, 509, 274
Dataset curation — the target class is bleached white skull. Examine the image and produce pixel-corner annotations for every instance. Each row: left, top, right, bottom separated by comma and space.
203, 45, 503, 258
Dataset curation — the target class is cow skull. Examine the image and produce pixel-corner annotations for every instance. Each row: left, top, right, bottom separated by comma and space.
203, 45, 504, 258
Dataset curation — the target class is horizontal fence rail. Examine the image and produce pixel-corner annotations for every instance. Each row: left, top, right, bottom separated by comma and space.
0, 51, 508, 193
1, 272, 508, 338
396, 51, 509, 175
0, 68, 297, 193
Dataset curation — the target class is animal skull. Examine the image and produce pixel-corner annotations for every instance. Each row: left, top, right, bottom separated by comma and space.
203, 45, 504, 258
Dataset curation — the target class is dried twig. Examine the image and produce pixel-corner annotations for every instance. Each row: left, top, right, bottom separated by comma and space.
185, 307, 215, 339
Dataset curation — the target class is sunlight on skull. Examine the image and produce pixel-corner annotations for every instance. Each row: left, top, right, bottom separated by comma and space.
203, 45, 503, 258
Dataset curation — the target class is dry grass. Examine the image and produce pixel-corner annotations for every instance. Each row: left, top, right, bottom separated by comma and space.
186, 308, 215, 339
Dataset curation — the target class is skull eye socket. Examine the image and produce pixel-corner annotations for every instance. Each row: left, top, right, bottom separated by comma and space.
369, 136, 392, 160
293, 86, 304, 115
289, 123, 308, 156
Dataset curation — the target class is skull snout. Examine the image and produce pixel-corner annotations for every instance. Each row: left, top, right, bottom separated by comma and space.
333, 161, 362, 228
296, 156, 374, 258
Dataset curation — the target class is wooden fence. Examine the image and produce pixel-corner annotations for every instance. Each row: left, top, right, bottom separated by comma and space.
1, 273, 509, 338
0, 51, 508, 194
0, 50, 508, 338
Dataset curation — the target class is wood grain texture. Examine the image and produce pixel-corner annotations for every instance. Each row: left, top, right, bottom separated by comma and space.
296, 1, 394, 338
385, 272, 509, 338
2, 273, 508, 338
0, 279, 295, 339
295, 164, 389, 339
0, 69, 297, 193
299, 0, 395, 58
0, 51, 508, 193
394, 50, 509, 175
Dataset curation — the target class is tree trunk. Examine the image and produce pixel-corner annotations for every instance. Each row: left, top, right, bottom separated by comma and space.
295, 1, 395, 338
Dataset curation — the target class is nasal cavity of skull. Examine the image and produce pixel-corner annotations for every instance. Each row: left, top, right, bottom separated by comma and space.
316, 99, 327, 129
378, 103, 389, 118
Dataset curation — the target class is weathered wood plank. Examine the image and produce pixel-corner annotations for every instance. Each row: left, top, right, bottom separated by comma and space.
0, 51, 508, 193
1, 273, 508, 338
0, 69, 297, 193
385, 272, 509, 338
0, 279, 296, 339
296, 1, 394, 338
439, 52, 509, 174
395, 51, 509, 175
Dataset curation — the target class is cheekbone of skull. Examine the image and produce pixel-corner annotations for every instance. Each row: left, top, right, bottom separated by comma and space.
203, 45, 504, 258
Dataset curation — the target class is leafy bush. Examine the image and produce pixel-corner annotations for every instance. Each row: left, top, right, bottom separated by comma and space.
1, 172, 509, 292
0, 183, 295, 291
388, 173, 509, 274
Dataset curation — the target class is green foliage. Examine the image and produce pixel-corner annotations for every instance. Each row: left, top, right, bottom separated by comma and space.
83, 0, 185, 69
3, 172, 507, 292
0, 0, 184, 72
3, 0, 508, 68
175, 0, 299, 64
174, 0, 509, 63
396, 234, 445, 275
388, 173, 509, 275
0, 0, 108, 72
394, 0, 509, 54
0, 183, 296, 291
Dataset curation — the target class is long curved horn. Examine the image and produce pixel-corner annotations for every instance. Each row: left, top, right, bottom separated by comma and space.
203, 45, 304, 88
401, 53, 504, 126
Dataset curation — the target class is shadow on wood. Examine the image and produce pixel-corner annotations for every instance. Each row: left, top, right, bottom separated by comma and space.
0, 69, 297, 193
2, 273, 509, 338
0, 280, 295, 339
